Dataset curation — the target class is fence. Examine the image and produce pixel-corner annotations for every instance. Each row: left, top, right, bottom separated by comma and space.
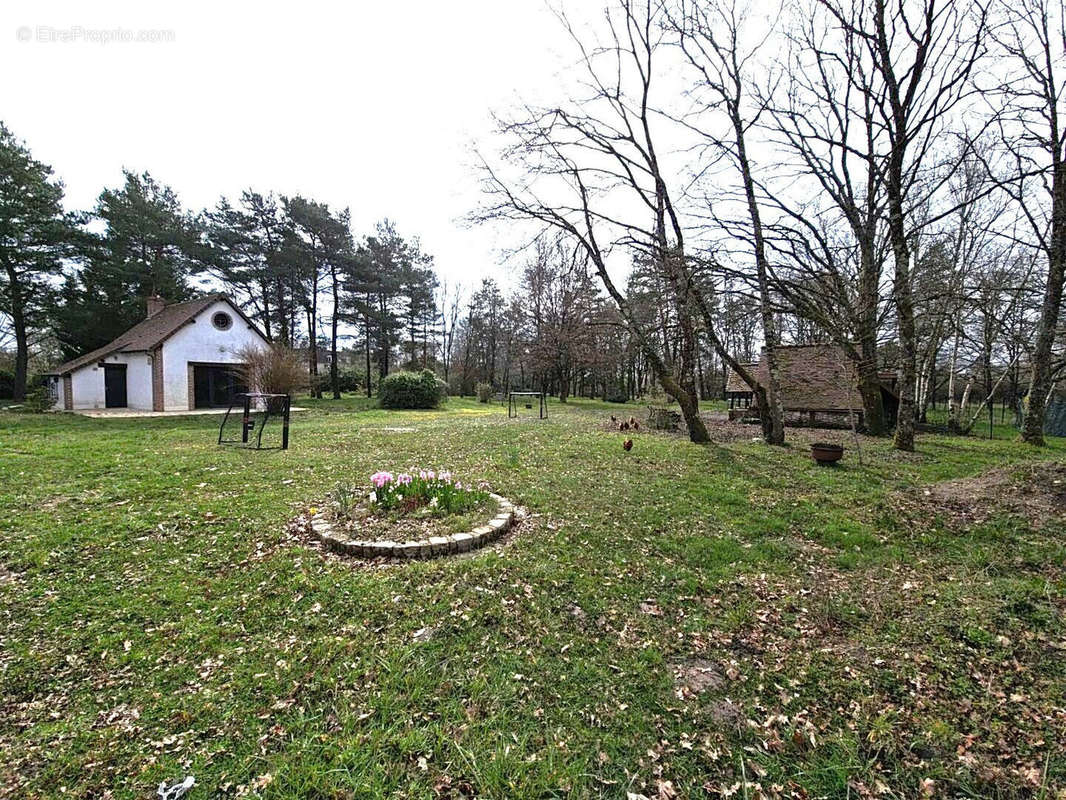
1013, 398, 1066, 438
1045, 399, 1066, 438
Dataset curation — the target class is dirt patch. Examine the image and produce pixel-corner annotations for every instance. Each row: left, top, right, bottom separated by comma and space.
598, 409, 880, 446
672, 659, 726, 699
907, 461, 1066, 529
328, 495, 499, 543
0, 564, 19, 586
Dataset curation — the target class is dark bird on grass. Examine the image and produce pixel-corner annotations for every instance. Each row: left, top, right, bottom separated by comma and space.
623, 438, 633, 451
631, 419, 640, 430
620, 421, 630, 431
610, 415, 617, 423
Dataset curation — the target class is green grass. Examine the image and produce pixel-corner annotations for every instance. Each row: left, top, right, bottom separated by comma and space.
1, 397, 1063, 799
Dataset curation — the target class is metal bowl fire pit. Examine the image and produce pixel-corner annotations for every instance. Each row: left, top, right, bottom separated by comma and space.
810, 442, 844, 465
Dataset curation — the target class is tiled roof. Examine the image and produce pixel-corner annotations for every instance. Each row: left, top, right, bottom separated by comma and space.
725, 344, 896, 412
47, 294, 230, 376
725, 363, 759, 394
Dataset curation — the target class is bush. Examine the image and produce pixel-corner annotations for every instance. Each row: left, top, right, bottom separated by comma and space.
0, 368, 14, 399
476, 382, 493, 403
379, 369, 444, 409
21, 384, 53, 413
336, 367, 365, 394
236, 344, 309, 399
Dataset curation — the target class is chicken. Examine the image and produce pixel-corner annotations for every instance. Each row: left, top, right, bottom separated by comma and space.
610, 415, 618, 423
620, 421, 630, 431
623, 438, 633, 451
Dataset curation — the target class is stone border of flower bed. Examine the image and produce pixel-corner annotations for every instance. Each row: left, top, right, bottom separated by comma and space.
310, 493, 516, 559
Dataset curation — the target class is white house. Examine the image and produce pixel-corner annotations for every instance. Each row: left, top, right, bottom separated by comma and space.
46, 294, 269, 412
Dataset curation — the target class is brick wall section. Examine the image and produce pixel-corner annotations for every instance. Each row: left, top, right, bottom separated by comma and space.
151, 347, 164, 411
63, 375, 72, 411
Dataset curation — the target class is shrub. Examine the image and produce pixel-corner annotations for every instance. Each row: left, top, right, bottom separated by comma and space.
336, 367, 365, 394
236, 344, 309, 399
309, 372, 332, 396
476, 382, 493, 403
0, 368, 14, 399
379, 369, 444, 409
22, 384, 54, 413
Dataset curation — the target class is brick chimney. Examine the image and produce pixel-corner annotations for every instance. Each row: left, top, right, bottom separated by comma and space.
146, 295, 166, 319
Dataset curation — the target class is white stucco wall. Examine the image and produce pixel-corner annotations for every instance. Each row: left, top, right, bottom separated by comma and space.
66, 352, 153, 410
160, 299, 268, 410
69, 364, 103, 409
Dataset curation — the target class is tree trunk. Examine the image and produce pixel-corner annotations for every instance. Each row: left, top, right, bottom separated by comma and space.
892, 256, 918, 451
733, 106, 785, 445
3, 262, 28, 401
1022, 162, 1066, 444
330, 267, 340, 399
857, 359, 886, 438
857, 252, 886, 435
364, 305, 372, 397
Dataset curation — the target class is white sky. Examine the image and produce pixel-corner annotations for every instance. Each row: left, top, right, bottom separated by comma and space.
0, 0, 578, 292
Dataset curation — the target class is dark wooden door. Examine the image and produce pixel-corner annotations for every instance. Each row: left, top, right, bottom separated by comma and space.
193, 365, 246, 408
104, 364, 127, 408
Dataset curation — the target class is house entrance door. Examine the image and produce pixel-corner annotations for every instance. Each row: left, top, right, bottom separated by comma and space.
104, 364, 128, 408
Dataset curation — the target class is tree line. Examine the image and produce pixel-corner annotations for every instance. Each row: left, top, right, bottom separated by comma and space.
3, 0, 1064, 445
477, 0, 1066, 448
0, 120, 773, 408
0, 126, 447, 402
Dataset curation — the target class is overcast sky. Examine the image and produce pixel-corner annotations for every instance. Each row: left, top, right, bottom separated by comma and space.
1, 1, 579, 291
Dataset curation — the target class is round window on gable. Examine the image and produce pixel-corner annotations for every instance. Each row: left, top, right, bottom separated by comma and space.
212, 311, 233, 331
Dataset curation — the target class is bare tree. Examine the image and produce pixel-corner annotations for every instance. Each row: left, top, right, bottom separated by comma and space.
987, 0, 1066, 445
475, 0, 712, 442
863, 0, 987, 450
521, 237, 599, 402
437, 279, 463, 388
767, 0, 986, 449
668, 0, 788, 444
763, 0, 895, 434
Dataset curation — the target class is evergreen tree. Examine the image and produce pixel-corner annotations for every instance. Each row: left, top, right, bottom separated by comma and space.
53, 170, 198, 358
281, 195, 350, 396
202, 190, 291, 344
0, 123, 74, 399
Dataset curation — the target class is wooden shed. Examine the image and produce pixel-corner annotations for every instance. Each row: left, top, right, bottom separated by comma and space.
725, 344, 898, 427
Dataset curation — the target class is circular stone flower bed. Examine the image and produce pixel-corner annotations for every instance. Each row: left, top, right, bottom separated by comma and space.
310, 469, 517, 559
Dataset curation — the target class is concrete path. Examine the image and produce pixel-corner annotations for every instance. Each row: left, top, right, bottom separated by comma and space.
72, 407, 307, 419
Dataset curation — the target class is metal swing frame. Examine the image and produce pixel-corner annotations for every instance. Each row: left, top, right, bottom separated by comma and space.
218, 392, 291, 450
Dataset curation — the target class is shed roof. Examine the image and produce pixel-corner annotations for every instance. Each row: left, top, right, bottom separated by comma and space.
725, 344, 896, 412
725, 363, 759, 394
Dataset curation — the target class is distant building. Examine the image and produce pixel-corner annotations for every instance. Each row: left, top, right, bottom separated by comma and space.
725, 344, 898, 427
294, 345, 333, 375
44, 295, 268, 412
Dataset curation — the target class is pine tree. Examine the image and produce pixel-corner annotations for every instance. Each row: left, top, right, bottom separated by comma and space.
0, 123, 74, 399
53, 171, 198, 358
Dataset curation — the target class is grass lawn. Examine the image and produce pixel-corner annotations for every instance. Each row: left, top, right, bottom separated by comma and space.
1, 398, 1064, 799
